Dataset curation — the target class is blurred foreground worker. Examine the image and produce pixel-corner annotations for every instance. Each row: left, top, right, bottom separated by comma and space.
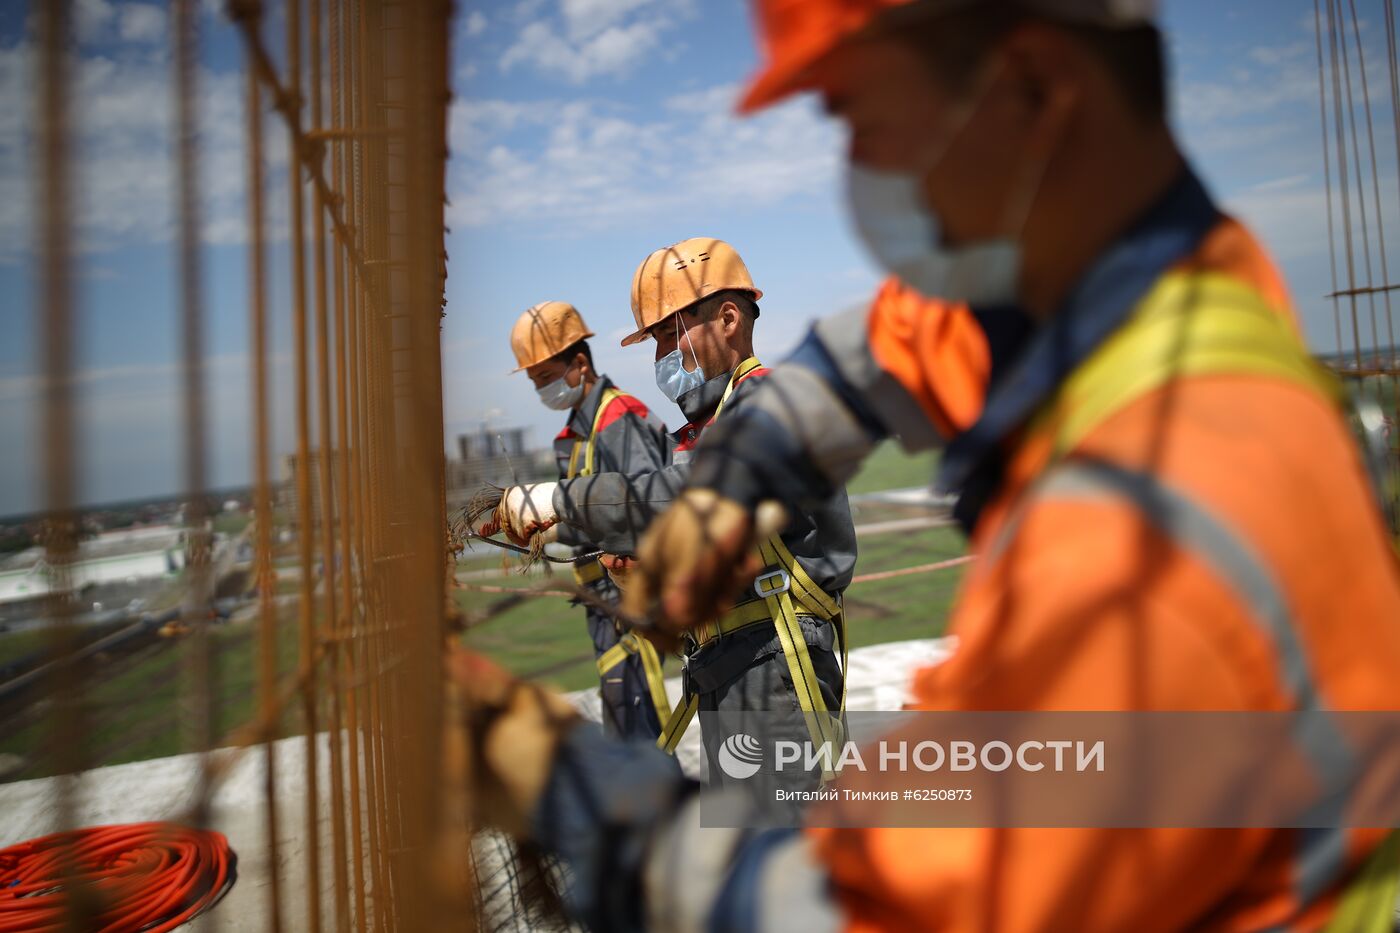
463, 2, 1400, 931
506, 301, 671, 740
495, 238, 855, 792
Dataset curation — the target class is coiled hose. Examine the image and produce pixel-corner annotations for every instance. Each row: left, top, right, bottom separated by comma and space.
0, 821, 235, 932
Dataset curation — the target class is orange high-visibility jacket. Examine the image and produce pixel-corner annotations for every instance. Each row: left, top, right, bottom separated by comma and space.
807, 216, 1400, 930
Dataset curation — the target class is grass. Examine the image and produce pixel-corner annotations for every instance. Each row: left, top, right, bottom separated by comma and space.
0, 611, 307, 780
845, 441, 941, 496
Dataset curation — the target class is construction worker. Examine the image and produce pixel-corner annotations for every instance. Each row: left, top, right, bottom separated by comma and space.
491, 239, 855, 794
504, 301, 671, 740
457, 2, 1400, 931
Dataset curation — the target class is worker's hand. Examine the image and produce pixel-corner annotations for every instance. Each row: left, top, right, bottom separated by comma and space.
623, 489, 786, 630
442, 647, 581, 839
488, 482, 559, 545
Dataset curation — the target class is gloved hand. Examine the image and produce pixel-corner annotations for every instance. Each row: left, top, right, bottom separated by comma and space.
442, 647, 581, 839
622, 489, 786, 631
479, 482, 559, 545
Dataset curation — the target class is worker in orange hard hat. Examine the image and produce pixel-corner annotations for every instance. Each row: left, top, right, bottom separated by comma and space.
456, 2, 1400, 931
494, 237, 855, 799
494, 300, 672, 740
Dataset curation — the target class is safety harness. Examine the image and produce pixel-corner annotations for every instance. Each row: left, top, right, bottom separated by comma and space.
1017, 270, 1397, 932
655, 358, 847, 777
566, 385, 672, 726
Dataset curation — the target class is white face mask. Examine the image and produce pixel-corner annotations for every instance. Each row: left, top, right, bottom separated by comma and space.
536, 370, 584, 411
845, 63, 1047, 308
653, 314, 706, 403
847, 163, 1021, 307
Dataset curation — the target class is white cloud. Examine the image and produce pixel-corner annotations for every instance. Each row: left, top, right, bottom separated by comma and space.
447, 83, 840, 230
560, 0, 654, 41
118, 4, 167, 43
75, 0, 117, 44
465, 10, 488, 37
0, 33, 292, 259
498, 0, 691, 83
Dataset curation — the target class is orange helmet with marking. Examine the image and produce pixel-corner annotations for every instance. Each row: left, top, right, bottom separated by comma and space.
740, 0, 1158, 113
622, 238, 763, 347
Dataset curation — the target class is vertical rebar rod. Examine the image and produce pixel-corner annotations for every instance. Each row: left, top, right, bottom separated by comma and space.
330, 0, 370, 925
1317, 0, 1347, 356
1335, 0, 1384, 364
244, 45, 285, 933
284, 0, 326, 926
310, 0, 352, 928
1328, 0, 1366, 373
35, 9, 91, 927
172, 15, 219, 933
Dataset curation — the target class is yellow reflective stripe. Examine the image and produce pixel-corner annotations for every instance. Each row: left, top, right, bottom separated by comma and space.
566, 439, 584, 480
1323, 831, 1400, 933
713, 356, 763, 422
577, 386, 625, 477
1038, 272, 1344, 455
657, 694, 699, 754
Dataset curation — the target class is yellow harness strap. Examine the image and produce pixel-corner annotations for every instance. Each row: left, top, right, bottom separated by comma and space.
1033, 272, 1343, 455
658, 695, 699, 755
654, 356, 847, 772
567, 386, 626, 480
1322, 831, 1400, 933
595, 631, 672, 726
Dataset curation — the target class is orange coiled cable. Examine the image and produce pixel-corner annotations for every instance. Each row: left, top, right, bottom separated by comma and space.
0, 822, 235, 933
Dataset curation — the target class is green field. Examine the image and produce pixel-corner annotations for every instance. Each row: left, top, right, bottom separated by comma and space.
0, 611, 307, 780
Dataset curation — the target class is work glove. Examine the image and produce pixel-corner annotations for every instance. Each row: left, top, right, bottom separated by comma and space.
442, 646, 581, 839
478, 482, 559, 545
622, 489, 785, 631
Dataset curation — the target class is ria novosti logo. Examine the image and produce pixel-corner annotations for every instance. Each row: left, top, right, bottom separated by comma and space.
717, 733, 764, 779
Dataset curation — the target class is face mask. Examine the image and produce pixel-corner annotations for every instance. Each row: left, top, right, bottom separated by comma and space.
536, 371, 584, 411
847, 164, 1021, 307
845, 63, 1047, 308
654, 315, 706, 403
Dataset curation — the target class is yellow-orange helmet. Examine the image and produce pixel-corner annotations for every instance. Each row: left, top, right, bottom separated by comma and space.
621, 238, 763, 347
509, 301, 595, 372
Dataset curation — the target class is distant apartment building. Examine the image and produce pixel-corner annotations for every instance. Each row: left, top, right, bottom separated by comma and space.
445, 425, 553, 506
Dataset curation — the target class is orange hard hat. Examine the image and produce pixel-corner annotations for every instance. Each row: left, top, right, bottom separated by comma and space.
740, 0, 1158, 113
509, 301, 595, 372
621, 238, 763, 347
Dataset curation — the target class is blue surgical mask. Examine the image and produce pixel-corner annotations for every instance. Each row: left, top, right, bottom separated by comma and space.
654, 315, 705, 403
536, 373, 584, 411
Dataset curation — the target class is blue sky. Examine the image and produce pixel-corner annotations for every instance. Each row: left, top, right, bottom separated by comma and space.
1, 0, 1397, 516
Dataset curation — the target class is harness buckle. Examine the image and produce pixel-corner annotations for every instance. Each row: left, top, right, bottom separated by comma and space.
753, 567, 791, 599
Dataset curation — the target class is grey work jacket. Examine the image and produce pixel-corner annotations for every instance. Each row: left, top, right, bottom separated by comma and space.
553, 366, 856, 601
